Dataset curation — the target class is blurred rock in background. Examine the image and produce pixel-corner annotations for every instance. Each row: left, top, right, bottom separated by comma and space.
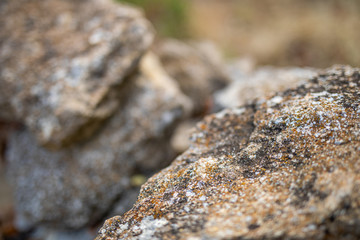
214, 65, 318, 110
155, 39, 231, 154
155, 39, 230, 116
6, 52, 191, 230
0, 0, 154, 149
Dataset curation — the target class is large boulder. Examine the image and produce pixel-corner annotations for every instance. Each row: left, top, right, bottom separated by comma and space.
96, 66, 360, 240
6, 53, 191, 230
0, 0, 154, 149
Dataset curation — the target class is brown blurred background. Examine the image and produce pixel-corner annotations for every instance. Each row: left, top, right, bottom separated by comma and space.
120, 0, 360, 68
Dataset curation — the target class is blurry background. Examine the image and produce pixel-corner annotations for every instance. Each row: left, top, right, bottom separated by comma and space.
119, 0, 360, 68
0, 0, 359, 239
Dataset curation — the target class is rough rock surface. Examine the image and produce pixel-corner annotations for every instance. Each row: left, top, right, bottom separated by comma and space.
156, 39, 229, 115
215, 65, 317, 110
0, 0, 154, 148
96, 66, 360, 240
6, 53, 190, 230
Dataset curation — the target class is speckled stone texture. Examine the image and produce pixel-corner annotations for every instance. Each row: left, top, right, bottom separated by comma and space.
96, 66, 360, 240
0, 0, 153, 149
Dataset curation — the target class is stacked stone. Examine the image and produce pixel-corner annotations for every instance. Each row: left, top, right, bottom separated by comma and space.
0, 0, 230, 237
0, 0, 193, 233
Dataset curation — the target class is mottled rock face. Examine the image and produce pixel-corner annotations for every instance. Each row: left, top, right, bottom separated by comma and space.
96, 66, 360, 240
6, 53, 190, 230
0, 0, 154, 148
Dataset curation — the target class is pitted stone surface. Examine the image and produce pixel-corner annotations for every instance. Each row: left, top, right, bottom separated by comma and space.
96, 66, 360, 240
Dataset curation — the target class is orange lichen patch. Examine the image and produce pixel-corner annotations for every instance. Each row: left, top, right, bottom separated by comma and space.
103, 218, 115, 226
198, 123, 207, 130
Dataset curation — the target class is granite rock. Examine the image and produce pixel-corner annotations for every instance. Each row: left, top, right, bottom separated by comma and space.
156, 39, 230, 115
6, 53, 191, 230
0, 0, 154, 149
96, 66, 360, 240
215, 65, 317, 110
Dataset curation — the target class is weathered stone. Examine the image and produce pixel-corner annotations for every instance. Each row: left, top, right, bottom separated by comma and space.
0, 0, 154, 148
215, 65, 317, 109
96, 66, 360, 240
155, 39, 230, 115
6, 53, 191, 230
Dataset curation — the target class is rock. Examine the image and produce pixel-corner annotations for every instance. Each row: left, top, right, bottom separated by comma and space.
6, 52, 191, 230
0, 0, 154, 149
96, 66, 360, 240
155, 39, 230, 115
215, 65, 317, 110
